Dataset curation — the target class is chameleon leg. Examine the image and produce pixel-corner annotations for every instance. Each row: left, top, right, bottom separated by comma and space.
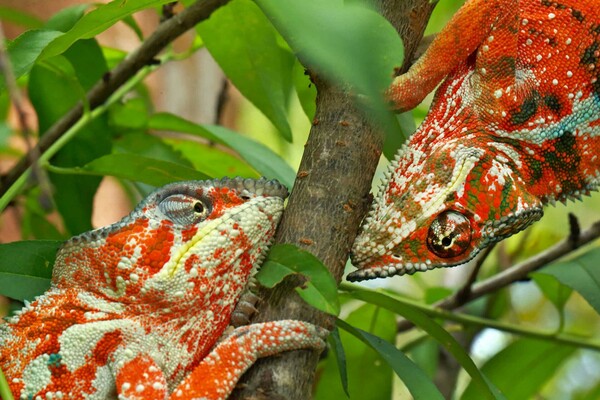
388, 0, 515, 111
169, 320, 328, 400
115, 353, 169, 400
230, 281, 261, 327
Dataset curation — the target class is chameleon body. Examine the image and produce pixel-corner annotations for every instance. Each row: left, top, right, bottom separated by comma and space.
349, 0, 600, 280
0, 177, 326, 400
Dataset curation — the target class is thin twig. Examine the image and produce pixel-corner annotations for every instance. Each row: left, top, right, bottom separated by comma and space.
0, 0, 230, 197
215, 78, 229, 125
0, 20, 52, 204
568, 213, 580, 247
397, 219, 600, 332
455, 243, 496, 304
394, 292, 600, 351
161, 1, 179, 21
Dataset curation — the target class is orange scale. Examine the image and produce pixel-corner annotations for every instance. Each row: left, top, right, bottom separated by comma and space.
31, 336, 60, 357
588, 118, 600, 129
93, 331, 124, 365
212, 247, 224, 259
184, 253, 200, 274
48, 364, 69, 383
70, 363, 104, 396
181, 226, 198, 242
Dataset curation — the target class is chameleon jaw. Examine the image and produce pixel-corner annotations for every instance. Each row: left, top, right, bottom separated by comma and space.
346, 251, 477, 282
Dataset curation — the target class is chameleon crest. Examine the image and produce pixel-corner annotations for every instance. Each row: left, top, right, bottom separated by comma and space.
349, 0, 600, 280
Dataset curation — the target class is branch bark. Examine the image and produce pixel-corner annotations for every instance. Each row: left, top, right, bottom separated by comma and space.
230, 1, 436, 399
0, 0, 230, 194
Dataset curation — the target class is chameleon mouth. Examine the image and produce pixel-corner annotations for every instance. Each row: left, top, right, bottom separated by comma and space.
346, 251, 477, 282
346, 257, 434, 281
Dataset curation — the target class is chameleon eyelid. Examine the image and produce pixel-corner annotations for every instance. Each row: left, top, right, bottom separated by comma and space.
159, 194, 211, 226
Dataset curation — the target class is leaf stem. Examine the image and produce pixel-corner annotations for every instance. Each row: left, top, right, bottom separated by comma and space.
0, 64, 155, 212
340, 283, 600, 351
42, 164, 97, 176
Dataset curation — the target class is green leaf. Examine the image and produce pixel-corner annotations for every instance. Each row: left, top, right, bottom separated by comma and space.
342, 286, 505, 400
64, 39, 110, 90
254, 0, 404, 157
6, 30, 63, 84
384, 111, 416, 158
537, 247, 600, 315
21, 191, 66, 241
168, 140, 259, 179
148, 112, 295, 188
328, 328, 349, 396
574, 381, 600, 400
0, 91, 9, 121
0, 364, 15, 400
115, 131, 193, 167
424, 286, 453, 304
256, 244, 339, 315
39, 0, 176, 60
197, 0, 294, 141
292, 58, 316, 120
102, 46, 128, 69
81, 153, 209, 186
121, 15, 145, 40
337, 319, 445, 400
530, 272, 573, 313
0, 122, 10, 150
0, 6, 43, 29
45, 4, 89, 32
0, 241, 61, 301
315, 304, 395, 400
109, 98, 150, 130
406, 338, 439, 379
460, 339, 575, 400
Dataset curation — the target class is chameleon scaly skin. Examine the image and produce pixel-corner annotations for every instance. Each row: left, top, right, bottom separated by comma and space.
349, 0, 600, 280
0, 177, 327, 400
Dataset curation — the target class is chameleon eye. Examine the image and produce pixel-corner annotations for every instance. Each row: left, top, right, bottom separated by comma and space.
159, 194, 210, 225
193, 201, 205, 214
427, 210, 471, 258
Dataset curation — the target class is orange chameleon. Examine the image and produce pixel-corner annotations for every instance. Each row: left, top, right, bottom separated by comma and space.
0, 178, 327, 400
350, 0, 600, 280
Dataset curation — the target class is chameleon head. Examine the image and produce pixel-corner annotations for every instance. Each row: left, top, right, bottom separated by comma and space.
348, 137, 544, 281
53, 177, 287, 310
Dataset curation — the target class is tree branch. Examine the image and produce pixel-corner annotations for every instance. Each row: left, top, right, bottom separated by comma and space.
230, 1, 437, 399
0, 0, 230, 196
398, 219, 600, 332
455, 243, 496, 304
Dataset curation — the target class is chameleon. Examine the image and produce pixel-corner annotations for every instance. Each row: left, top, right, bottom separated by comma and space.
349, 0, 600, 281
0, 177, 327, 400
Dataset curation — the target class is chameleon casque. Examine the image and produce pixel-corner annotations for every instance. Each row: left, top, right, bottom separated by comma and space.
0, 177, 326, 400
349, 0, 600, 280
